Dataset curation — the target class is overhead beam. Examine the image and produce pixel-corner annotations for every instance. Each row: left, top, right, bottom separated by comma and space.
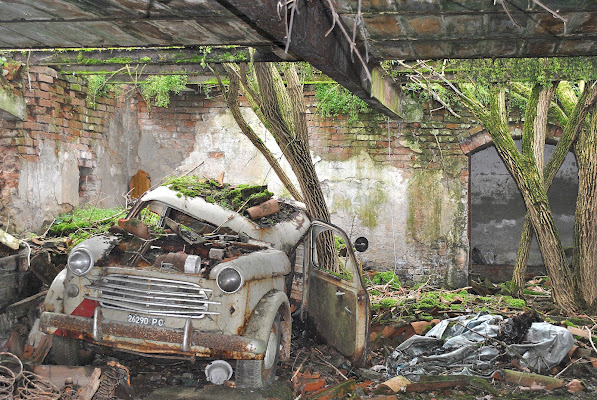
1, 46, 284, 68
1, 46, 290, 82
214, 0, 402, 119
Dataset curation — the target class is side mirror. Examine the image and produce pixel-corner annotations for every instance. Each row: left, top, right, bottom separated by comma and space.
354, 237, 368, 252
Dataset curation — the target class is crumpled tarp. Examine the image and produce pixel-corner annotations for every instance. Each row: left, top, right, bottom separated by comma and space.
387, 313, 574, 380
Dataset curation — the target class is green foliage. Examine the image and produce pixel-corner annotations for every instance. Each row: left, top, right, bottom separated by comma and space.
384, 57, 597, 114
371, 271, 401, 290
86, 75, 109, 108
371, 297, 400, 311
502, 296, 526, 308
48, 206, 125, 247
315, 83, 372, 124
384, 57, 597, 85
140, 74, 188, 108
334, 236, 346, 253
162, 176, 273, 213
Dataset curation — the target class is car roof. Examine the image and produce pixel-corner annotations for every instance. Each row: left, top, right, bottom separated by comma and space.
140, 186, 310, 253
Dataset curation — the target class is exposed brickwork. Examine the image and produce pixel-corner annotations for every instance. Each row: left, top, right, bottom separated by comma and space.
135, 90, 227, 161
0, 66, 117, 227
306, 87, 473, 171
460, 123, 564, 155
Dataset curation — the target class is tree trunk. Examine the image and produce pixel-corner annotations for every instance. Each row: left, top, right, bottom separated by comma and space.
513, 84, 553, 296
574, 106, 597, 311
463, 85, 577, 311
253, 63, 337, 270
220, 65, 304, 202
225, 61, 336, 271
253, 63, 331, 223
512, 82, 597, 297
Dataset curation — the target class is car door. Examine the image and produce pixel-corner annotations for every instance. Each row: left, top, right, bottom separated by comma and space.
302, 220, 369, 367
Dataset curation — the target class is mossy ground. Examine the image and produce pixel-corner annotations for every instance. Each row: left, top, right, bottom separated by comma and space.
47, 205, 125, 247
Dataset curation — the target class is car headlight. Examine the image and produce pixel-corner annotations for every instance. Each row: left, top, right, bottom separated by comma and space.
68, 248, 94, 276
217, 268, 243, 294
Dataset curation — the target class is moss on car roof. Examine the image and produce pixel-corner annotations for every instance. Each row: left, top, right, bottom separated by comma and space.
162, 176, 273, 213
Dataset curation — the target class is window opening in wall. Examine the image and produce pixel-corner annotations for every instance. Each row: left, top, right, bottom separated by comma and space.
78, 165, 93, 198
469, 141, 578, 282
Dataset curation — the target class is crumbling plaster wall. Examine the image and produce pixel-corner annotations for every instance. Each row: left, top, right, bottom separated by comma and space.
2, 69, 474, 287
109, 88, 472, 287
0, 66, 122, 233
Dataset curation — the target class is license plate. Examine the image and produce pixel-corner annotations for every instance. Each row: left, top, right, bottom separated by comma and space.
127, 313, 165, 327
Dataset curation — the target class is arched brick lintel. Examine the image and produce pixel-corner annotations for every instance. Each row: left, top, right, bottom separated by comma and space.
459, 124, 564, 155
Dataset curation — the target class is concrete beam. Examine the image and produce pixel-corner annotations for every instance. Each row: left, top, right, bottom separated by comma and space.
214, 0, 402, 119
0, 84, 26, 121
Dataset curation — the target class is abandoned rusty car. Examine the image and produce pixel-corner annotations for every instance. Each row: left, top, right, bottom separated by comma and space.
39, 182, 369, 388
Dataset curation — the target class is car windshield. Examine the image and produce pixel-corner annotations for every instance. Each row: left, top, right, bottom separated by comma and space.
134, 201, 236, 238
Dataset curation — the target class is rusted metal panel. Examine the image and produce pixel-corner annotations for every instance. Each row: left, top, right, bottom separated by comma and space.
40, 311, 266, 359
303, 220, 370, 367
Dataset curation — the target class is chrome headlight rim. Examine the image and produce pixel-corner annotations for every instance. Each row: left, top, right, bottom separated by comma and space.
67, 247, 95, 276
216, 267, 244, 294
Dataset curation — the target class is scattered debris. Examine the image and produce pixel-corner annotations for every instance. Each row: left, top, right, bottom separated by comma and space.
495, 369, 564, 390
387, 312, 574, 379
566, 378, 585, 393
374, 375, 410, 394
0, 227, 20, 250
2, 180, 597, 398
304, 378, 356, 399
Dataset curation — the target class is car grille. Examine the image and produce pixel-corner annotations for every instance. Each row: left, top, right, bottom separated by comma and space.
86, 274, 219, 319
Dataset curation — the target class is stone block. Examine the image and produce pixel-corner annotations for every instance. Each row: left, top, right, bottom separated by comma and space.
0, 85, 26, 121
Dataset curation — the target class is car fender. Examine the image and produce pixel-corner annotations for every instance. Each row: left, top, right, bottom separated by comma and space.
43, 268, 67, 314
242, 290, 291, 361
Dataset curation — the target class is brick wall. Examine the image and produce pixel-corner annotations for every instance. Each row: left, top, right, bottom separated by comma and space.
1, 69, 480, 286
0, 66, 117, 231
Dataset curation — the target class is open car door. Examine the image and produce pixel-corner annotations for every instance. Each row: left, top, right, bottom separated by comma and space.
302, 220, 369, 366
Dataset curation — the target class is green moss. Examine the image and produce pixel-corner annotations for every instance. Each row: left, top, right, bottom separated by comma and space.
407, 171, 443, 242
503, 296, 526, 308
371, 297, 400, 311
48, 205, 125, 247
322, 266, 353, 281
371, 271, 401, 290
162, 176, 273, 214
356, 187, 387, 228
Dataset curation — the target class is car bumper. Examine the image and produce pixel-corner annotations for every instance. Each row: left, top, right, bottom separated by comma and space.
40, 311, 266, 360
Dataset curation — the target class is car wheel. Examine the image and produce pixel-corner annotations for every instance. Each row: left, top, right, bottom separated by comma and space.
49, 337, 94, 366
236, 313, 281, 388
